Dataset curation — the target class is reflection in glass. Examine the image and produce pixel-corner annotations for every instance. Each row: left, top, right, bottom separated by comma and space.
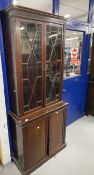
20, 22, 42, 111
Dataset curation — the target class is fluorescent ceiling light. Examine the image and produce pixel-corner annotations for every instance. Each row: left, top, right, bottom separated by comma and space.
65, 37, 79, 41
73, 32, 77, 35
13, 0, 18, 5
64, 14, 71, 19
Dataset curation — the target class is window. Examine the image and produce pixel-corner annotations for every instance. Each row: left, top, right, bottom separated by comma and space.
64, 30, 83, 78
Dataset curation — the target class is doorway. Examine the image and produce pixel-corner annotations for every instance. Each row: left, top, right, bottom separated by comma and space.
62, 30, 89, 125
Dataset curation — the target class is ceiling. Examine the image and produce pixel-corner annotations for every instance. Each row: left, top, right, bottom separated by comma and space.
60, 0, 89, 21
15, 0, 89, 22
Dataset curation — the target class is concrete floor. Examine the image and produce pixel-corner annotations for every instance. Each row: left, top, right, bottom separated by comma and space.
0, 115, 94, 175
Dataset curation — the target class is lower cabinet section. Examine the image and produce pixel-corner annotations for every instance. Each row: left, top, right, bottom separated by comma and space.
10, 104, 67, 175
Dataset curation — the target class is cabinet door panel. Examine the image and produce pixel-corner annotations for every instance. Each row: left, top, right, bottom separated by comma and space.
20, 22, 43, 112
49, 109, 65, 155
23, 118, 48, 169
45, 26, 63, 105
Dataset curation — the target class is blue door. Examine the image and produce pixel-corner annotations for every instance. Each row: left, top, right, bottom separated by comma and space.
63, 75, 89, 125
62, 30, 90, 125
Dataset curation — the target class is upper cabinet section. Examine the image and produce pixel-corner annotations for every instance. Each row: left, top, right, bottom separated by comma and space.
2, 5, 65, 25
1, 5, 65, 116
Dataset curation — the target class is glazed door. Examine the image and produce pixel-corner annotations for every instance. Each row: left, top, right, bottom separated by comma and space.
49, 109, 66, 155
19, 21, 43, 112
45, 25, 63, 105
23, 118, 48, 169
63, 30, 89, 125
17, 21, 64, 114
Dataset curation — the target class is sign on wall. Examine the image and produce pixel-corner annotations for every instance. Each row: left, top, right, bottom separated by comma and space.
71, 48, 80, 64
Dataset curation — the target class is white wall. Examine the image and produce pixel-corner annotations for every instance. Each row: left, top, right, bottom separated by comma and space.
0, 53, 11, 165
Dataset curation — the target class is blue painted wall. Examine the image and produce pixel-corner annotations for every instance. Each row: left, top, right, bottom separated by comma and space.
0, 0, 12, 10
52, 0, 60, 15
0, 0, 13, 156
0, 19, 10, 112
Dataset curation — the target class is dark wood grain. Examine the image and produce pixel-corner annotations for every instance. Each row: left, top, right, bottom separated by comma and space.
1, 16, 18, 114
23, 118, 48, 169
87, 34, 94, 115
49, 109, 66, 155
87, 81, 94, 115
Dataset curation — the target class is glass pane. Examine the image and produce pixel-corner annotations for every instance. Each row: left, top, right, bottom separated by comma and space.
88, 33, 94, 75
20, 22, 42, 112
88, 33, 93, 74
45, 26, 62, 104
64, 30, 83, 79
